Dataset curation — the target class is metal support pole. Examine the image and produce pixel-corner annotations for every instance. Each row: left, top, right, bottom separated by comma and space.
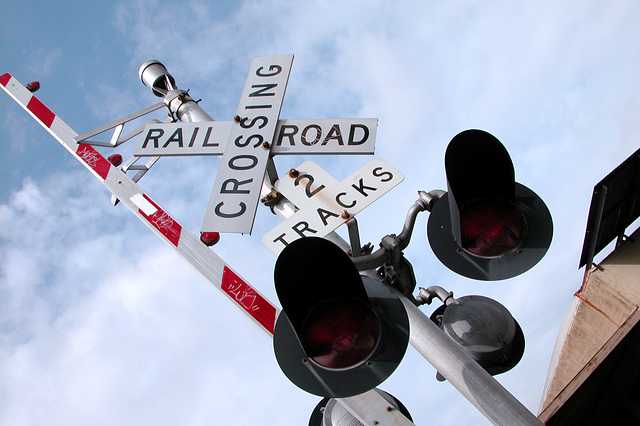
397, 293, 543, 426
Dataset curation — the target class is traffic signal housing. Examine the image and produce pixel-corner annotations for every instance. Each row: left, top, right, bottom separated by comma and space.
273, 237, 409, 398
427, 130, 553, 280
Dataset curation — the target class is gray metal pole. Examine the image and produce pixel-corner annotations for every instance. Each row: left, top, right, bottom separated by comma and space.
398, 293, 543, 426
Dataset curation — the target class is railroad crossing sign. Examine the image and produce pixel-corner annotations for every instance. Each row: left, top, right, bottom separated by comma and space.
130, 54, 379, 236
262, 158, 404, 255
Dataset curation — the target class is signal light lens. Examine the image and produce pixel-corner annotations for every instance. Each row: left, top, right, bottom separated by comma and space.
26, 81, 40, 92
459, 199, 525, 258
301, 299, 380, 370
200, 232, 220, 246
107, 154, 123, 167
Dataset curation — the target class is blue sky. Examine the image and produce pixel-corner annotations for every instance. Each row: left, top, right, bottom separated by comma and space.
2, 1, 640, 425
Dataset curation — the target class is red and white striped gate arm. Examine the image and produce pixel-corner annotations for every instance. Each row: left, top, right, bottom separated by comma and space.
1, 72, 279, 336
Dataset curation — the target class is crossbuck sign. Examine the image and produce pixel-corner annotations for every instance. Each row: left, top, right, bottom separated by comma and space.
132, 54, 379, 235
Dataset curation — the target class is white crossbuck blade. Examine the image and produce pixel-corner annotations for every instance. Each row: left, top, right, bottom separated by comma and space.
1, 71, 416, 426
133, 118, 378, 157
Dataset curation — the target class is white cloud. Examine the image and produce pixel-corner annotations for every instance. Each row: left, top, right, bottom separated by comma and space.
0, 174, 300, 425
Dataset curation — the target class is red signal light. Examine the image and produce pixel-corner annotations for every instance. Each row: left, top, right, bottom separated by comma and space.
273, 237, 409, 397
200, 232, 220, 246
427, 130, 553, 280
459, 199, 525, 258
107, 154, 123, 167
301, 299, 380, 370
26, 81, 40, 92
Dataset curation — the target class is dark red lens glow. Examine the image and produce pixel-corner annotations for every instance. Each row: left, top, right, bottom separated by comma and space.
107, 154, 123, 167
200, 232, 220, 246
26, 81, 40, 92
301, 299, 380, 370
459, 199, 525, 258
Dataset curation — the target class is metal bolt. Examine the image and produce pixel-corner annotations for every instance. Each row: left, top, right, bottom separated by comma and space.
262, 141, 271, 149
373, 421, 379, 425
234, 115, 242, 122
342, 210, 351, 219
289, 168, 299, 178
386, 406, 394, 412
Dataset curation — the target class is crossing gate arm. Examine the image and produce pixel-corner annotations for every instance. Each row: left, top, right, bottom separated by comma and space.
1, 72, 278, 336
